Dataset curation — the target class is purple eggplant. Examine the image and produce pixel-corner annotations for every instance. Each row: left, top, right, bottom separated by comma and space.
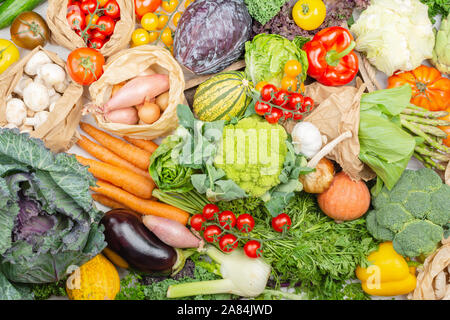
173, 0, 252, 75
101, 209, 177, 274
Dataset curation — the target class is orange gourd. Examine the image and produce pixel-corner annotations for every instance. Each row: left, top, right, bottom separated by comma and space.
66, 254, 120, 300
387, 65, 450, 111
317, 171, 370, 221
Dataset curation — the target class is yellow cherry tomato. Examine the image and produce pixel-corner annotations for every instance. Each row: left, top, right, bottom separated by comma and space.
255, 81, 269, 92
185, 0, 195, 8
0, 39, 20, 74
292, 0, 326, 31
98, 0, 109, 6
281, 76, 298, 92
161, 28, 173, 46
162, 0, 178, 13
85, 14, 99, 29
131, 28, 151, 46
141, 12, 159, 31
173, 12, 182, 27
284, 60, 302, 78
157, 13, 169, 29
148, 31, 159, 43
299, 82, 305, 93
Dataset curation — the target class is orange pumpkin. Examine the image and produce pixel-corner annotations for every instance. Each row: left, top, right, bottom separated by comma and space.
439, 107, 450, 148
317, 171, 370, 221
387, 65, 450, 111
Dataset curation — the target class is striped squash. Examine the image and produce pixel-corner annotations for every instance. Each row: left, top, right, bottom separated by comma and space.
193, 71, 253, 122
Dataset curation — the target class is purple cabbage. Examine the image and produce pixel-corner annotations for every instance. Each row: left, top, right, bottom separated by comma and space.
173, 0, 252, 75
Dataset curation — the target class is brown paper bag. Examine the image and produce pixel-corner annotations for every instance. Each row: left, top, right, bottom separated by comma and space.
0, 47, 83, 153
46, 0, 135, 57
88, 45, 186, 140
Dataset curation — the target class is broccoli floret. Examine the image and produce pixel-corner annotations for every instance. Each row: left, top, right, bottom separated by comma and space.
367, 168, 449, 258
393, 220, 443, 257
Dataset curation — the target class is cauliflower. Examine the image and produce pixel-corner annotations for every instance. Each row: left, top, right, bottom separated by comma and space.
213, 115, 288, 197
367, 168, 450, 258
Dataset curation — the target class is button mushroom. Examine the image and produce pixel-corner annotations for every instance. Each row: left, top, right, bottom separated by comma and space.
13, 75, 33, 97
24, 51, 52, 76
6, 98, 27, 126
24, 111, 49, 129
38, 63, 66, 88
23, 82, 50, 112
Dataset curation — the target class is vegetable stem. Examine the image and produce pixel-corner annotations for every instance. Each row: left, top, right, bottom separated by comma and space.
167, 279, 234, 298
307, 131, 352, 168
401, 119, 450, 153
400, 114, 450, 127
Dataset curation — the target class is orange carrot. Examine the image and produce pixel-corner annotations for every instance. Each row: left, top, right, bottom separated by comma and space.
77, 135, 152, 181
92, 193, 130, 210
91, 180, 189, 225
80, 122, 151, 170
77, 155, 154, 199
123, 136, 159, 153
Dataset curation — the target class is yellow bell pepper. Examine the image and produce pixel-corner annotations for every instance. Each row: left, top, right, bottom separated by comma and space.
0, 39, 19, 74
356, 242, 417, 296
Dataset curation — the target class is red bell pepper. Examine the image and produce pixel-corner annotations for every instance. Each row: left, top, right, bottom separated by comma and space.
303, 26, 358, 86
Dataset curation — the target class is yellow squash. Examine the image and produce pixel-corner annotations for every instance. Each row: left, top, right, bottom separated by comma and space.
66, 254, 120, 300
356, 242, 417, 296
0, 39, 19, 74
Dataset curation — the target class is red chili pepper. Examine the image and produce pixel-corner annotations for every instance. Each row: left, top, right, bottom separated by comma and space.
303, 26, 358, 86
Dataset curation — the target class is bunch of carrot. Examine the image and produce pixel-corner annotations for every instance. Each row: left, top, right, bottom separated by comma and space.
77, 122, 189, 225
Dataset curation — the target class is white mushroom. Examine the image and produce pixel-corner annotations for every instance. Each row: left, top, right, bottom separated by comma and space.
48, 87, 56, 98
27, 109, 35, 117
54, 77, 69, 93
48, 93, 61, 112
23, 82, 50, 112
6, 94, 13, 102
6, 98, 27, 126
24, 111, 49, 129
24, 51, 52, 76
3, 123, 18, 129
13, 75, 33, 97
37, 63, 66, 88
19, 124, 34, 133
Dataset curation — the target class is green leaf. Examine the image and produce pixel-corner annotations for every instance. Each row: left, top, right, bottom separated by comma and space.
0, 271, 33, 300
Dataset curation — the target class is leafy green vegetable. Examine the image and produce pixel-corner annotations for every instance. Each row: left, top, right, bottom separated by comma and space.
431, 13, 450, 74
30, 281, 67, 300
367, 168, 450, 258
420, 0, 450, 23
0, 271, 33, 300
250, 192, 378, 300
0, 129, 106, 290
245, 34, 308, 87
243, 0, 289, 25
359, 86, 416, 190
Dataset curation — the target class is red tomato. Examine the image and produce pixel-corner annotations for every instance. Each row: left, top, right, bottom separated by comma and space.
80, 0, 97, 14
288, 93, 304, 111
236, 214, 255, 233
302, 97, 314, 112
244, 240, 262, 258
218, 211, 236, 230
67, 47, 105, 85
67, 3, 82, 14
202, 204, 220, 220
135, 0, 162, 18
88, 37, 105, 49
97, 15, 115, 36
293, 113, 303, 121
203, 225, 222, 243
283, 111, 293, 120
254, 101, 270, 116
190, 214, 206, 231
271, 213, 292, 233
104, 0, 120, 19
260, 84, 277, 102
67, 0, 81, 5
272, 90, 290, 107
265, 107, 283, 124
219, 234, 238, 253
67, 10, 86, 30
89, 29, 106, 40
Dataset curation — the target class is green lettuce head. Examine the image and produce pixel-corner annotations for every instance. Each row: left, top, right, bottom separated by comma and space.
245, 33, 308, 87
0, 129, 106, 288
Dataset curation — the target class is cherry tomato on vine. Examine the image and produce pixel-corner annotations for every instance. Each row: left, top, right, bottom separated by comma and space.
67, 0, 81, 5
173, 12, 182, 27
105, 0, 120, 19
203, 225, 222, 243
254, 101, 270, 116
67, 47, 105, 86
157, 13, 169, 29
244, 240, 262, 258
293, 113, 303, 121
218, 211, 236, 230
272, 90, 290, 107
162, 0, 178, 12
148, 31, 159, 42
67, 3, 82, 14
90, 28, 106, 40
283, 111, 293, 120
131, 28, 150, 46
302, 97, 315, 112
265, 107, 283, 124
161, 28, 173, 46
85, 14, 99, 29
97, 16, 115, 36
288, 92, 304, 111
98, 0, 109, 6
88, 37, 105, 49
135, 0, 162, 18
272, 213, 292, 233
190, 214, 206, 231
67, 10, 86, 30
80, 0, 97, 14
284, 60, 302, 78
255, 81, 269, 92
260, 84, 277, 102
219, 234, 238, 253
281, 76, 297, 92
141, 12, 159, 31
202, 204, 220, 220
236, 214, 255, 233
